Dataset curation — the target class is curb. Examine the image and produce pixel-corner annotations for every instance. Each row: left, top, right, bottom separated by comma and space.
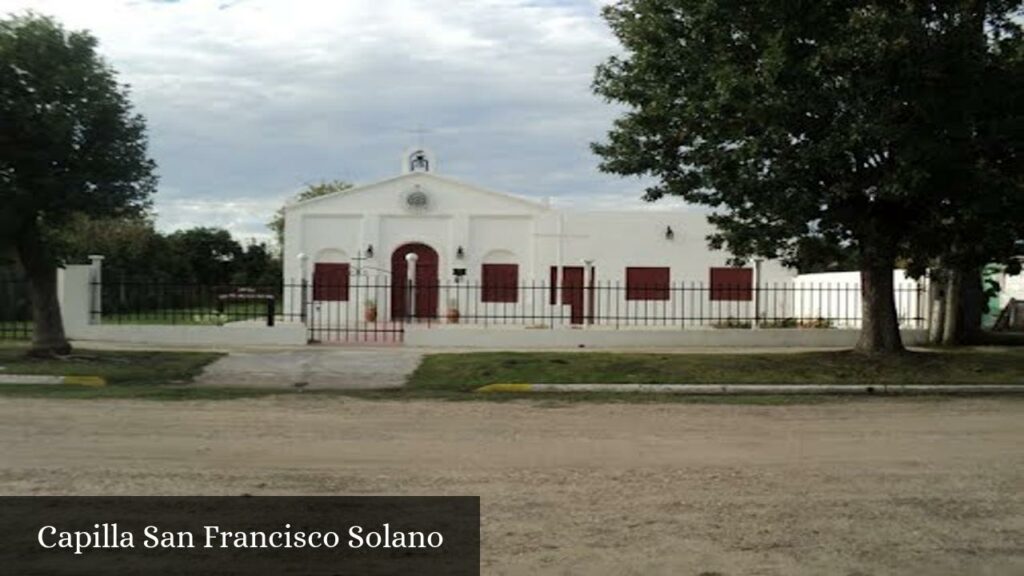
0, 375, 107, 387
474, 383, 1024, 395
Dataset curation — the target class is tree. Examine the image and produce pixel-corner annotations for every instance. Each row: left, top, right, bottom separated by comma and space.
593, 0, 1023, 354
231, 240, 281, 286
166, 228, 242, 286
916, 13, 1024, 345
59, 214, 184, 282
268, 180, 353, 248
0, 13, 156, 355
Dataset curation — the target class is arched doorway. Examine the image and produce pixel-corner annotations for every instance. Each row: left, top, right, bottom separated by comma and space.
391, 243, 439, 320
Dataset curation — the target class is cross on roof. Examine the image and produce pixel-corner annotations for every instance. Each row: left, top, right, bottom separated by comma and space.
405, 125, 432, 148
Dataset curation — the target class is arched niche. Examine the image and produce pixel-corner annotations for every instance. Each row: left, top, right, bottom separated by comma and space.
314, 248, 349, 263
481, 249, 518, 265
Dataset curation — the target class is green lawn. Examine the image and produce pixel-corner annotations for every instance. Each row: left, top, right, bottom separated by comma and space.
0, 344, 242, 399
2, 344, 1022, 403
407, 350, 1024, 392
0, 321, 32, 340
101, 302, 273, 326
0, 345, 220, 384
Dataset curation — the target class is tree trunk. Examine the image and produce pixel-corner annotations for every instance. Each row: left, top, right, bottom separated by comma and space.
928, 269, 946, 344
15, 228, 71, 356
855, 263, 905, 354
958, 266, 983, 343
942, 268, 962, 345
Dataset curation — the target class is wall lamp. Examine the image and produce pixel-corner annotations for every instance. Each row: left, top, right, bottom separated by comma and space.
365, 244, 374, 258
456, 246, 465, 259
665, 226, 675, 240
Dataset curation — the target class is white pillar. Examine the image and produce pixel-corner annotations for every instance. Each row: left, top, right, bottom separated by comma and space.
88, 255, 104, 324
406, 252, 418, 319
582, 259, 595, 326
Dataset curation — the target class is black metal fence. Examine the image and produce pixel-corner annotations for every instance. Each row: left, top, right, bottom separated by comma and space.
308, 276, 925, 329
93, 280, 306, 327
0, 275, 32, 341
85, 277, 927, 344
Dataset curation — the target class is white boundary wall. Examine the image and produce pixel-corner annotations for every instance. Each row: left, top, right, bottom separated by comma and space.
56, 261, 928, 349
793, 270, 925, 328
406, 326, 929, 349
67, 323, 307, 347
58, 264, 306, 347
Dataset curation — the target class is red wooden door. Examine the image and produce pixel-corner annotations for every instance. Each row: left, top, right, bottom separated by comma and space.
561, 266, 584, 325
391, 243, 439, 319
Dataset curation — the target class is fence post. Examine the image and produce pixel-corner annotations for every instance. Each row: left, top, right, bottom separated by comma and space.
583, 259, 595, 326
297, 253, 309, 324
87, 254, 104, 324
752, 259, 762, 330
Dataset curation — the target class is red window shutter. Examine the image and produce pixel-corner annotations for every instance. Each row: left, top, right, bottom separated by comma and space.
313, 263, 350, 301
482, 264, 519, 303
625, 267, 670, 301
709, 267, 753, 301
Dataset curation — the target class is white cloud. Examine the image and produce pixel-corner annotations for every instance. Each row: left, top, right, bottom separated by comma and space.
151, 194, 283, 242
1, 0, 668, 240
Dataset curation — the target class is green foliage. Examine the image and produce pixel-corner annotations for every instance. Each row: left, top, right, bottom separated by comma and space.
166, 227, 241, 285
59, 213, 183, 278
268, 180, 354, 247
592, 1, 1023, 273
231, 240, 280, 286
60, 216, 281, 285
0, 13, 158, 353
0, 12, 157, 247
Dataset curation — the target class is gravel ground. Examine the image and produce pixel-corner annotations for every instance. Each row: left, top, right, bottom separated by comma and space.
0, 396, 1021, 575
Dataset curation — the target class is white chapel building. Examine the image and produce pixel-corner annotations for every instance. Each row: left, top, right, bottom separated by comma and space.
282, 148, 795, 326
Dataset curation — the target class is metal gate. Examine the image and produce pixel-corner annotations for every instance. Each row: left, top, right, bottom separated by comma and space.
305, 274, 406, 344
307, 306, 405, 344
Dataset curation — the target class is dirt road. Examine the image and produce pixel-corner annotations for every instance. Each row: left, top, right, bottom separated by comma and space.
1, 396, 1021, 575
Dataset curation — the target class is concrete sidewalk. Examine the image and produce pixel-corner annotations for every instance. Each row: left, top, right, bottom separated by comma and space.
194, 347, 425, 390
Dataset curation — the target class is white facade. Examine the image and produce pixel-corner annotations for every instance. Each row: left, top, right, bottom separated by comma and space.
991, 262, 1024, 309
793, 270, 925, 328
283, 149, 795, 325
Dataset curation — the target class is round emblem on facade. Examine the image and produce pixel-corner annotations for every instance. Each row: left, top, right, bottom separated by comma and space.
404, 187, 430, 211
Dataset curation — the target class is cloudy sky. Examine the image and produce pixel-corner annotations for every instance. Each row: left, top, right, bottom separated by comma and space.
3, 0, 685, 242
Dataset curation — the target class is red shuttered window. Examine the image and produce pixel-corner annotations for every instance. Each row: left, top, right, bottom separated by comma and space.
625, 267, 670, 301
313, 263, 350, 301
709, 267, 753, 301
482, 264, 519, 303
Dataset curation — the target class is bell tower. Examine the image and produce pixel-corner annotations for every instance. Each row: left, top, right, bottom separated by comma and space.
401, 148, 437, 175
